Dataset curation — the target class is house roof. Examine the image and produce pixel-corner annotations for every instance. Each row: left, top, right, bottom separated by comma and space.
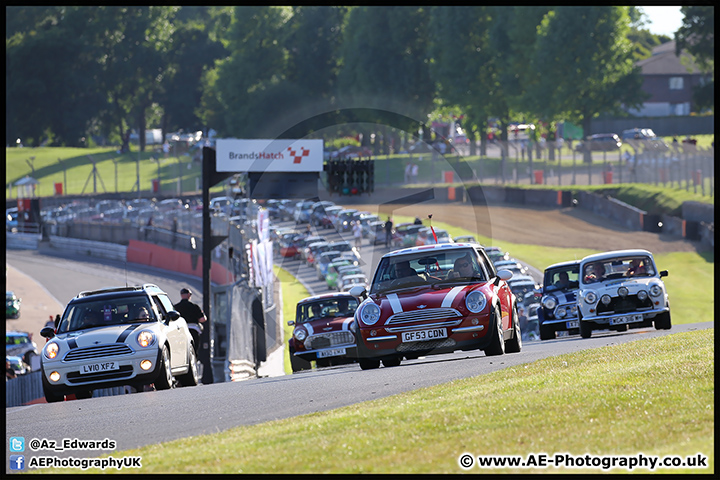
637, 40, 702, 75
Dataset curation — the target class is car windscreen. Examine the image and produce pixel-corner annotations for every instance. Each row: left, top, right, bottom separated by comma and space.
297, 298, 360, 323
58, 295, 157, 333
544, 265, 580, 292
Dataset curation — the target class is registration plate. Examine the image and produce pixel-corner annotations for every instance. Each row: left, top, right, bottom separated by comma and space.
402, 328, 448, 343
80, 361, 119, 374
610, 314, 644, 326
317, 348, 346, 358
566, 320, 579, 329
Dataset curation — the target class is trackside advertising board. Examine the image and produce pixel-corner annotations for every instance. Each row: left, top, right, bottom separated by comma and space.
216, 139, 323, 173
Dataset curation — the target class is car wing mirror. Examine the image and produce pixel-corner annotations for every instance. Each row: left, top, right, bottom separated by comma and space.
40, 326, 56, 339
287, 320, 296, 326
348, 285, 367, 300
165, 310, 181, 323
659, 270, 668, 277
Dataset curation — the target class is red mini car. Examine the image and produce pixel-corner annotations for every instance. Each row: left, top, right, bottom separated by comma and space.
348, 243, 522, 370
287, 293, 361, 372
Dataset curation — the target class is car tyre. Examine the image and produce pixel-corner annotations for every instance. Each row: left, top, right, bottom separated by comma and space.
359, 358, 381, 370
505, 304, 522, 353
484, 305, 505, 356
382, 357, 402, 368
539, 323, 555, 340
654, 311, 672, 330
154, 345, 174, 390
42, 375, 65, 403
75, 389, 93, 399
290, 352, 312, 373
178, 347, 199, 387
579, 317, 593, 339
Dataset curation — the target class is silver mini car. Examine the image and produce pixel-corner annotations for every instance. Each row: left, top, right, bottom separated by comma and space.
40, 284, 199, 402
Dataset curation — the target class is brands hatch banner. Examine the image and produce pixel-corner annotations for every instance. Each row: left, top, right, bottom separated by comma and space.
216, 139, 323, 173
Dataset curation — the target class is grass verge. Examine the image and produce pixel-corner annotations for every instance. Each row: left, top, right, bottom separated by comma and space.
69, 329, 713, 474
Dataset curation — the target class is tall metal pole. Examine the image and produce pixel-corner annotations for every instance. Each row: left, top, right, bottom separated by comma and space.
201, 146, 214, 384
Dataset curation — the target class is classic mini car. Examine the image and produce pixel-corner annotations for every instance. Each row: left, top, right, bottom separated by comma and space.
6, 291, 21, 319
6, 330, 39, 369
338, 273, 370, 292
287, 293, 361, 372
348, 243, 521, 370
39, 284, 199, 402
325, 259, 353, 290
453, 235, 479, 244
538, 260, 581, 340
577, 249, 670, 338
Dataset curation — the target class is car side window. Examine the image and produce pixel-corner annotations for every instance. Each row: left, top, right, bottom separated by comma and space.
155, 294, 173, 321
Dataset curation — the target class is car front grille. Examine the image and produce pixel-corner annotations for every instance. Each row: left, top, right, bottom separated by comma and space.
596, 295, 653, 315
386, 308, 461, 325
63, 344, 134, 362
305, 331, 355, 350
396, 338, 457, 352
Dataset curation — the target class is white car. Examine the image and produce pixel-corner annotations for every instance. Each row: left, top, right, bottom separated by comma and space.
338, 273, 369, 292
40, 284, 199, 402
577, 249, 670, 338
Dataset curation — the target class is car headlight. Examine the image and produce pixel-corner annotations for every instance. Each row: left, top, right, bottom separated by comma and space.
618, 286, 628, 297
465, 290, 487, 313
542, 296, 557, 310
45, 342, 59, 360
584, 291, 597, 304
601, 294, 612, 306
556, 307, 567, 318
294, 328, 307, 341
137, 331, 156, 348
359, 302, 381, 326
649, 285, 662, 297
637, 290, 648, 301
349, 320, 357, 334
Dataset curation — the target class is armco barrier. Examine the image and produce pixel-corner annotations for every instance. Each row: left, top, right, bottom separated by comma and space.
5, 232, 41, 250
49, 235, 127, 261
577, 191, 646, 231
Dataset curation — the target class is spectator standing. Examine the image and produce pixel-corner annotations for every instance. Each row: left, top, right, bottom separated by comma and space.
163, 140, 170, 158
411, 163, 419, 183
404, 163, 412, 184
173, 288, 206, 326
384, 217, 393, 247
352, 221, 362, 250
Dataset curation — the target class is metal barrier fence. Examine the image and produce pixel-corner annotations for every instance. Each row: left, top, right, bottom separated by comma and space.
6, 371, 128, 407
395, 141, 714, 197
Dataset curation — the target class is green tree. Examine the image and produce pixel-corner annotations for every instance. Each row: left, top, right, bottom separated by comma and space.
200, 6, 290, 138
676, 5, 714, 113
527, 6, 646, 163
6, 7, 105, 147
337, 6, 434, 148
158, 9, 227, 138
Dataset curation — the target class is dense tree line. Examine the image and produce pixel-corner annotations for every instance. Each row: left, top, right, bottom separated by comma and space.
6, 6, 710, 153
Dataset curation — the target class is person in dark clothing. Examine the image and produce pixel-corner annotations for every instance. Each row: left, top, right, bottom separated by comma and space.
384, 217, 393, 247
173, 288, 206, 325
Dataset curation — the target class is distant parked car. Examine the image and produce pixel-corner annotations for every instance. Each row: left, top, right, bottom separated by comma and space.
453, 235, 479, 244
6, 330, 39, 369
330, 145, 372, 159
6, 291, 21, 319
621, 128, 669, 151
287, 293, 361, 372
575, 133, 622, 152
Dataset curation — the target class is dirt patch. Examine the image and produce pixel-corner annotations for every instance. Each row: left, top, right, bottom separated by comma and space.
348, 202, 704, 254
